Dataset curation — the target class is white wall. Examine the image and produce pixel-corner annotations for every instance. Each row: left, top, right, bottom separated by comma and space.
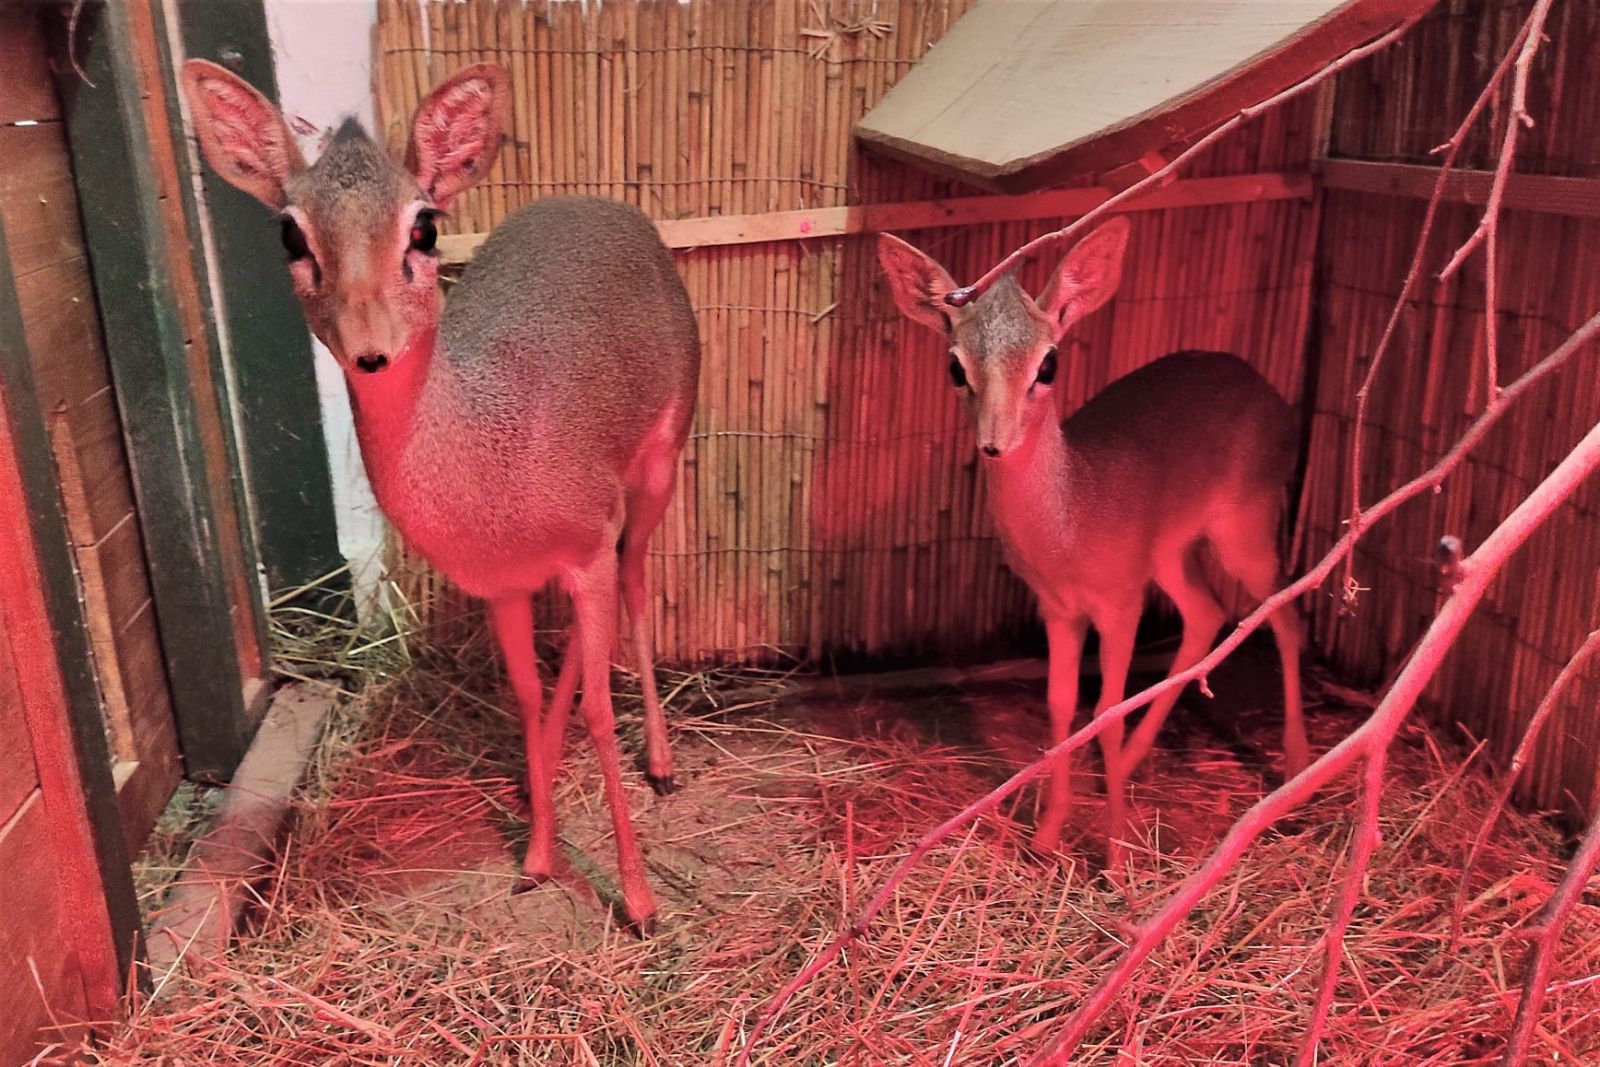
263, 0, 386, 606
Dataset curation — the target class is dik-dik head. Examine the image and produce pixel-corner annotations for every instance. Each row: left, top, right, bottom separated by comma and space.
878, 219, 1129, 459
181, 61, 509, 376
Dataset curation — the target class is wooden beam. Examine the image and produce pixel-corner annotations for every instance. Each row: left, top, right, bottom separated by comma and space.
0, 209, 141, 1012
1321, 158, 1600, 218
50, 2, 254, 780
438, 170, 1314, 265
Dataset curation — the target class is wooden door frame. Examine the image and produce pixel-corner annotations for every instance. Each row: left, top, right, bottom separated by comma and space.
168, 0, 348, 604
50, 0, 271, 780
0, 214, 140, 1018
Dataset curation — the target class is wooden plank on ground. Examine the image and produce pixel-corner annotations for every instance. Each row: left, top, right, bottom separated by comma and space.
147, 685, 332, 974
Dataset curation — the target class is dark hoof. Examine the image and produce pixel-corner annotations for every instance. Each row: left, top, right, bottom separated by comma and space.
513, 872, 551, 895
629, 914, 658, 939
1026, 836, 1066, 864
647, 773, 677, 796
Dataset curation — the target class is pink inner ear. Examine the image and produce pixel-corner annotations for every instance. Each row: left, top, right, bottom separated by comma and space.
201, 79, 282, 175
414, 81, 497, 193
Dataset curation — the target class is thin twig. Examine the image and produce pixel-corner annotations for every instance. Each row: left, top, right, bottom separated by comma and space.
1436, 0, 1555, 407
1341, 10, 1540, 602
1297, 748, 1388, 1065
1502, 795, 1600, 1065
1437, 0, 1555, 284
1454, 624, 1600, 942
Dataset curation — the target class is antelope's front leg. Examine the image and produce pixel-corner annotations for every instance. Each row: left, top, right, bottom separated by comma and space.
490, 595, 558, 886
1034, 613, 1088, 854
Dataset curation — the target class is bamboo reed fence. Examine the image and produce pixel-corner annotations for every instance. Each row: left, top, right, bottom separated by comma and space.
1302, 0, 1600, 822
373, 0, 1321, 665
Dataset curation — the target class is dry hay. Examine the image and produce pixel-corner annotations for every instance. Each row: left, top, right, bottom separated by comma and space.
85, 618, 1600, 1066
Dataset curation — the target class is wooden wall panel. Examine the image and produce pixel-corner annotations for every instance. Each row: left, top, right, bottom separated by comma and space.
0, 793, 89, 1060
0, 7, 180, 851
0, 613, 40, 828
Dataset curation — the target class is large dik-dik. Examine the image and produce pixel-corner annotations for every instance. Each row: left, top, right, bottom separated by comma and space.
878, 220, 1306, 863
182, 61, 698, 932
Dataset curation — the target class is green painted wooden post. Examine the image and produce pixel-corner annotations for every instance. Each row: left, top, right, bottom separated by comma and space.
174, 0, 348, 604
147, 0, 272, 661
0, 216, 143, 991
52, 1, 253, 780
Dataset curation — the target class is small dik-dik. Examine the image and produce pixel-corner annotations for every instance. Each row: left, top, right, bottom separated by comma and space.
878, 220, 1306, 860
182, 61, 698, 932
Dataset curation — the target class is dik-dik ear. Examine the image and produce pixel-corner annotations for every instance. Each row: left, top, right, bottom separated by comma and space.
877, 234, 959, 333
1037, 218, 1130, 338
180, 60, 306, 210
406, 63, 510, 210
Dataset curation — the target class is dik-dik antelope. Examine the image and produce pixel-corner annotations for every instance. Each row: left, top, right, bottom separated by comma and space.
183, 61, 698, 933
878, 220, 1306, 862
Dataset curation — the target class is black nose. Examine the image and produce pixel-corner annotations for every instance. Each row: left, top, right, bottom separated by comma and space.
981, 443, 1001, 458
354, 353, 390, 374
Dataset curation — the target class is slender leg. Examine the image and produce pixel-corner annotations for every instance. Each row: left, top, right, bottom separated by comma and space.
1213, 503, 1309, 776
1270, 605, 1308, 775
620, 482, 677, 792
567, 551, 659, 934
1122, 550, 1228, 773
620, 524, 674, 792
1033, 613, 1087, 853
1090, 602, 1140, 870
489, 595, 556, 886
542, 628, 581, 774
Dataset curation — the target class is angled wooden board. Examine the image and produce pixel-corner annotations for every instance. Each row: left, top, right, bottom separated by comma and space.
855, 0, 1438, 192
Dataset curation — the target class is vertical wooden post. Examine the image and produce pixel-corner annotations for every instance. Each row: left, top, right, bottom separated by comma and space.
51, 1, 256, 780
170, 0, 347, 603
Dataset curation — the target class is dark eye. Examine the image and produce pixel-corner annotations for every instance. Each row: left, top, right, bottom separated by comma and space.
948, 354, 968, 389
279, 216, 310, 260
409, 211, 438, 254
1035, 347, 1058, 386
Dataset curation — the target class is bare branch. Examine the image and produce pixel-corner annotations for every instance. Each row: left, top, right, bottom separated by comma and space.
1342, 6, 1541, 605
1438, 0, 1555, 283
1502, 795, 1600, 1065
1297, 749, 1388, 1065
1455, 625, 1600, 941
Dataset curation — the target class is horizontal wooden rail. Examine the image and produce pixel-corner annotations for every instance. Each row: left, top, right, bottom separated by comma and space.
437, 170, 1312, 264
1322, 158, 1600, 218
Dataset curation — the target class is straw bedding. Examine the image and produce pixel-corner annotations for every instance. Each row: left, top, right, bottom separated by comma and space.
88, 619, 1600, 1065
